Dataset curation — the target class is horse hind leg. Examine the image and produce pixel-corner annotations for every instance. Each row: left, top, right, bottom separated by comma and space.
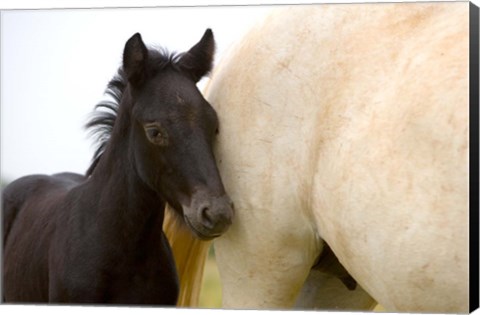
214, 203, 322, 309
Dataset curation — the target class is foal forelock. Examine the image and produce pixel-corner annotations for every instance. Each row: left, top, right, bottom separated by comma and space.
85, 49, 188, 176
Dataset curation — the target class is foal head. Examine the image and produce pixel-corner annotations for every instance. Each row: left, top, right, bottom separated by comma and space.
91, 30, 233, 239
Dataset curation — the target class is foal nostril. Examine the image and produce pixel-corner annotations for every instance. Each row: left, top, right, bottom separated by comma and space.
200, 206, 214, 228
195, 196, 234, 235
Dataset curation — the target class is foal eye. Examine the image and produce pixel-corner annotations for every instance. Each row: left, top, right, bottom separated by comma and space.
144, 123, 168, 146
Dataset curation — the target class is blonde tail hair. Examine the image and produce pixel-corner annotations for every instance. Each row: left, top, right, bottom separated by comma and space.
163, 204, 211, 307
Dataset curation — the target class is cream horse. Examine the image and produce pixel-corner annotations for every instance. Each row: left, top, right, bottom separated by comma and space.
165, 2, 470, 313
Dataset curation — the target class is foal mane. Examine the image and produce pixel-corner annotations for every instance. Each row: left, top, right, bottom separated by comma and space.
85, 48, 187, 176
85, 70, 126, 176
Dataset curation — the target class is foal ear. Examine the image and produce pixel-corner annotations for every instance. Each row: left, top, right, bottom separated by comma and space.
178, 29, 215, 82
123, 33, 148, 87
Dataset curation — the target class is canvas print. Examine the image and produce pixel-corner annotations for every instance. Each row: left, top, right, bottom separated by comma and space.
1, 2, 478, 313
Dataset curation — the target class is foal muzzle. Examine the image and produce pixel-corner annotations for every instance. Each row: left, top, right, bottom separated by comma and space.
183, 189, 234, 240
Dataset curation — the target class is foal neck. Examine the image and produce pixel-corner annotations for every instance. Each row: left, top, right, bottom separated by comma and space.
88, 100, 166, 232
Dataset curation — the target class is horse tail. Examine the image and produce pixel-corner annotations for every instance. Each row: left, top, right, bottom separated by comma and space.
163, 204, 211, 307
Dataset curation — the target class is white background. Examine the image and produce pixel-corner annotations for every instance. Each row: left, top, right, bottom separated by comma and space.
1, 4, 273, 182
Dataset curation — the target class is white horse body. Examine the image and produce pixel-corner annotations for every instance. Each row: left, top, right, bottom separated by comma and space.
206, 3, 469, 312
